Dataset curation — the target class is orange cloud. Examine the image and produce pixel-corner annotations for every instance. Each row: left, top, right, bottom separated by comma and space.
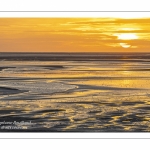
0, 18, 150, 52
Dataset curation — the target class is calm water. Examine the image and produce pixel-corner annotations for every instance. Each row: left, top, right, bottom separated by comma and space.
0, 53, 150, 132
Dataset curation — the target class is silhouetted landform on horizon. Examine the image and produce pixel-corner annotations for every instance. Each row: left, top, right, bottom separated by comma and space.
0, 52, 150, 61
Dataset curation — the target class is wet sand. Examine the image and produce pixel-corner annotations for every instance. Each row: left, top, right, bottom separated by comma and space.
0, 53, 150, 132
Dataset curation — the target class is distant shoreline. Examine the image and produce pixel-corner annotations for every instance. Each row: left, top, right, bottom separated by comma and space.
0, 52, 150, 61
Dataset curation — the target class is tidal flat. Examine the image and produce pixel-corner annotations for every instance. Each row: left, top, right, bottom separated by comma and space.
0, 53, 150, 132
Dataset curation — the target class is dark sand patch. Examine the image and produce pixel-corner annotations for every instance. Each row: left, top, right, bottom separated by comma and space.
0, 67, 15, 71
136, 106, 150, 110
65, 85, 144, 95
116, 114, 146, 123
122, 101, 145, 106
39, 65, 64, 69
0, 109, 23, 114
0, 87, 27, 95
34, 109, 66, 114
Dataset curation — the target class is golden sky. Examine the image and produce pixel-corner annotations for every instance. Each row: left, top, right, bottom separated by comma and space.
0, 17, 150, 52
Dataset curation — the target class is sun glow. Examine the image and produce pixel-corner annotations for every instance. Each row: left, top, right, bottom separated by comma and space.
117, 33, 138, 40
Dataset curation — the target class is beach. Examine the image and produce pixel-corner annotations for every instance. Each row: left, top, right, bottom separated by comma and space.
0, 53, 150, 132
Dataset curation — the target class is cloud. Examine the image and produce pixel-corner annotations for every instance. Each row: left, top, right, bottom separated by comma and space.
0, 18, 150, 52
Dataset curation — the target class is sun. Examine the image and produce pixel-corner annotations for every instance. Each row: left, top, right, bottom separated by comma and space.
120, 43, 131, 48
114, 33, 138, 48
118, 33, 138, 40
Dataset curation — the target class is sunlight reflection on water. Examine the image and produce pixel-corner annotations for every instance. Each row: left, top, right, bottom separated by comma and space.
0, 59, 150, 132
